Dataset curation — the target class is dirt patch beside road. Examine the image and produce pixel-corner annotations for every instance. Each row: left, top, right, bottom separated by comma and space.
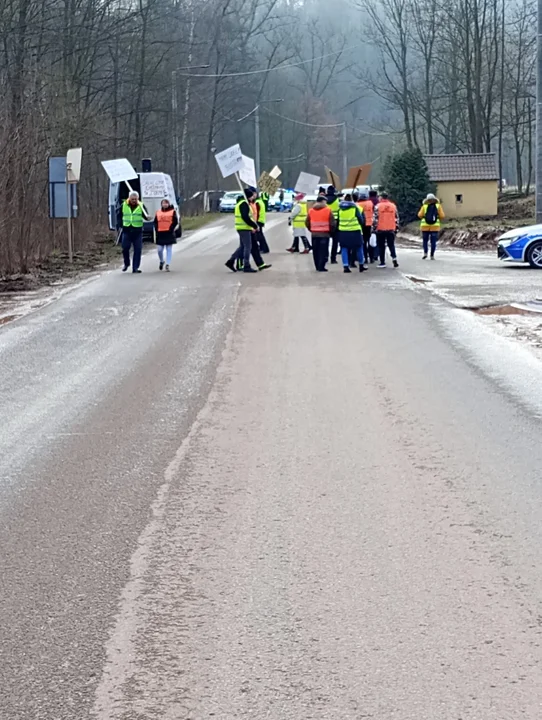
0, 235, 121, 294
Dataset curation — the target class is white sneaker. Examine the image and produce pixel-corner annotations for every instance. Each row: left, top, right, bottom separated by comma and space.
378, 263, 386, 268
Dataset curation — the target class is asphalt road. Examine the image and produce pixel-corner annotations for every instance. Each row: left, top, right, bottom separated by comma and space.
2, 217, 542, 719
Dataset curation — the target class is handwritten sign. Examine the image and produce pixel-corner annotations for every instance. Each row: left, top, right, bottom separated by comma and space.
240, 155, 257, 188
215, 144, 243, 178
295, 171, 320, 196
258, 171, 281, 195
101, 158, 138, 184
140, 174, 167, 198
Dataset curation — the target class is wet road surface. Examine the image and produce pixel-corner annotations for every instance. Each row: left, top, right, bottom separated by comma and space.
2, 218, 542, 719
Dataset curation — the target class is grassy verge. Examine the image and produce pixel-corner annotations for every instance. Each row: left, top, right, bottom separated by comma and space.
183, 213, 222, 232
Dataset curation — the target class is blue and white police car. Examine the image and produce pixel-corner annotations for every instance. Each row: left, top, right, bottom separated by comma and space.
497, 224, 542, 268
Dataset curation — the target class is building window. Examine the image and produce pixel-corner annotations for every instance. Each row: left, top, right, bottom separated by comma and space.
455, 194, 463, 204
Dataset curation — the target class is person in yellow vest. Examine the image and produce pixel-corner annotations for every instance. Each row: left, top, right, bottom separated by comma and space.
225, 188, 259, 273
418, 193, 445, 259
287, 194, 311, 253
325, 186, 341, 264
255, 191, 270, 253
154, 199, 180, 272
337, 193, 365, 273
117, 191, 148, 273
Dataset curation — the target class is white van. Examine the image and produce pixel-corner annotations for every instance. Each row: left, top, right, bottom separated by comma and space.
108, 171, 179, 241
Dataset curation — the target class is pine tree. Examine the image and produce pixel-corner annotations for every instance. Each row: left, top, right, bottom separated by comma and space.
380, 148, 435, 225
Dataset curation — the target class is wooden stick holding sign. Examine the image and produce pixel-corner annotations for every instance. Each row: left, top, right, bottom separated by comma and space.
234, 172, 257, 223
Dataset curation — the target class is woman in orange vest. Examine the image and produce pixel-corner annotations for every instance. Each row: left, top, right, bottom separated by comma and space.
154, 199, 180, 271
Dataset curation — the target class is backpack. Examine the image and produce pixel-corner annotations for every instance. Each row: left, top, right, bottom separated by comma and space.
424, 203, 439, 225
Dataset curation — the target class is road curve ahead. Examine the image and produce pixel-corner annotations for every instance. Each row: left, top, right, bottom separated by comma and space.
2, 217, 542, 720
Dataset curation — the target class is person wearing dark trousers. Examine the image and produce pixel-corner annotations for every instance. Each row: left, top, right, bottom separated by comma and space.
372, 192, 400, 268
326, 186, 341, 263
250, 196, 272, 271
355, 190, 374, 266
305, 195, 336, 272
225, 189, 259, 273
117, 191, 147, 273
255, 193, 270, 253
337, 193, 365, 273
418, 193, 445, 259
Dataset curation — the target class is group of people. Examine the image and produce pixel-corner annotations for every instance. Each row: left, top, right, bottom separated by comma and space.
288, 186, 400, 273
118, 184, 445, 276
117, 191, 182, 273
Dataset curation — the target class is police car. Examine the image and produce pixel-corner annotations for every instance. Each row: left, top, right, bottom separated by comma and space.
497, 224, 542, 268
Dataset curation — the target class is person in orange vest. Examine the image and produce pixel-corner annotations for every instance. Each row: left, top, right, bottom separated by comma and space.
372, 192, 400, 268
305, 195, 337, 271
154, 199, 180, 271
355, 191, 375, 266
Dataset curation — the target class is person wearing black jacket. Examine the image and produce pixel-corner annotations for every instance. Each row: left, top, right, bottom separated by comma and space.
326, 185, 341, 264
225, 188, 259, 273
154, 199, 180, 271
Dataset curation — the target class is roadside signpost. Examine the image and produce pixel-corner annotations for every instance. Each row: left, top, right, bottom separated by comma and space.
65, 148, 82, 263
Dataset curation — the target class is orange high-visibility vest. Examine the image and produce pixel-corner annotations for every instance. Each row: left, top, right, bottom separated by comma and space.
308, 206, 333, 233
156, 208, 175, 232
250, 201, 259, 224
358, 200, 374, 226
376, 200, 397, 231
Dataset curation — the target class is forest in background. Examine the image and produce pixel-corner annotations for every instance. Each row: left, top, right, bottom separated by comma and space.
0, 0, 535, 272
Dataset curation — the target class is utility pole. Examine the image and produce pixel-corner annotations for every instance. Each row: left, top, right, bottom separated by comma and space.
172, 72, 179, 194
537, 0, 542, 222
237, 99, 283, 182
342, 123, 348, 187
255, 105, 261, 180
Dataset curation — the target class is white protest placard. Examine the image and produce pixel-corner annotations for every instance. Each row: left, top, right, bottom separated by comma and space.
215, 144, 243, 178
240, 155, 257, 188
269, 165, 282, 179
101, 158, 138, 184
295, 171, 320, 196
140, 173, 167, 198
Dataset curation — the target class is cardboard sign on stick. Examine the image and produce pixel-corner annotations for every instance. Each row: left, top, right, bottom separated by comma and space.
101, 158, 138, 184
346, 163, 372, 189
294, 171, 320, 196
215, 144, 243, 178
325, 167, 341, 190
240, 155, 257, 188
258, 171, 281, 195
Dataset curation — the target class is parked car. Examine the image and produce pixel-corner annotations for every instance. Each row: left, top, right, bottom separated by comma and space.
497, 224, 542, 268
219, 191, 241, 212
269, 190, 294, 212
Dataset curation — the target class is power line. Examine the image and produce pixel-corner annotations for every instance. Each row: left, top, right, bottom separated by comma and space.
261, 106, 344, 128
175, 43, 364, 78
